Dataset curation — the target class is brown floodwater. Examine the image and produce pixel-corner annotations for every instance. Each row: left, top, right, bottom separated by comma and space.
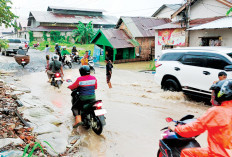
15, 64, 209, 157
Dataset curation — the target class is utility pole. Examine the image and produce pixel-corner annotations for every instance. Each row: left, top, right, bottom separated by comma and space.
185, 0, 191, 47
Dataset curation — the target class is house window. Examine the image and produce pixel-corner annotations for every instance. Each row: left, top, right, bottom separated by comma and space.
199, 36, 222, 46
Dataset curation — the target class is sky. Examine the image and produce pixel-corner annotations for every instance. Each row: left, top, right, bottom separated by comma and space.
11, 0, 184, 18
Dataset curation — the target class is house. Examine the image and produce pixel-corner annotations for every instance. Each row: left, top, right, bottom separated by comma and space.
27, 6, 118, 41
152, 0, 232, 58
188, 16, 232, 47
151, 4, 182, 21
91, 16, 171, 63
91, 29, 135, 62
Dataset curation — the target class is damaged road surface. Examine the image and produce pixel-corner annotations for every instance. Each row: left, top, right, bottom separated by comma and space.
0, 49, 208, 157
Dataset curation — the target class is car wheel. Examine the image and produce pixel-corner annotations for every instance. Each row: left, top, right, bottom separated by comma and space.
163, 79, 181, 92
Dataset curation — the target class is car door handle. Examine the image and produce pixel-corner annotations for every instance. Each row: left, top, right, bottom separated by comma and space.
203, 71, 210, 75
174, 67, 180, 71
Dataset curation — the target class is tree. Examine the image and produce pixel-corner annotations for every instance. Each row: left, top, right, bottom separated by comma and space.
0, 0, 18, 28
72, 21, 95, 44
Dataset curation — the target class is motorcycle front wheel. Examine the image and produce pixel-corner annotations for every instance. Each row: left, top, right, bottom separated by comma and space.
92, 116, 103, 135
68, 62, 72, 69
157, 150, 164, 157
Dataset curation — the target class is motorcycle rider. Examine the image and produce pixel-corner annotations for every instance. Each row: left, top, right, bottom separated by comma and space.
47, 55, 64, 82
81, 54, 88, 65
71, 46, 79, 62
169, 79, 232, 157
55, 43, 61, 61
61, 46, 70, 63
68, 65, 97, 128
17, 46, 26, 55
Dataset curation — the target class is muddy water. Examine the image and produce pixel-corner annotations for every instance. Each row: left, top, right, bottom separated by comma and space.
0, 50, 208, 156
14, 64, 209, 157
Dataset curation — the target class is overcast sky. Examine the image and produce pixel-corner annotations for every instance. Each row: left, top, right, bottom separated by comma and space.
11, 0, 184, 18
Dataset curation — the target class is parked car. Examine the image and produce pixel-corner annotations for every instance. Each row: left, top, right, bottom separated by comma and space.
154, 47, 232, 99
1, 38, 28, 56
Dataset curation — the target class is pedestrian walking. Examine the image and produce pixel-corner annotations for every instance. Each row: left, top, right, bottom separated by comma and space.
45, 44, 51, 65
105, 57, 113, 88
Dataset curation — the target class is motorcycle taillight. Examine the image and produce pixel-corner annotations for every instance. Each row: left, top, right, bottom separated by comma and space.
93, 102, 103, 109
55, 73, 60, 77
22, 59, 25, 61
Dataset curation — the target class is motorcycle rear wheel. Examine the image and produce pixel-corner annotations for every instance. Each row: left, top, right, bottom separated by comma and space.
92, 116, 103, 135
68, 62, 72, 69
57, 80, 62, 89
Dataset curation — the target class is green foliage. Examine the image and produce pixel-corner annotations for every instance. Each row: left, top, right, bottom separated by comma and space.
42, 31, 48, 41
226, 8, 232, 16
0, 39, 9, 50
72, 21, 95, 44
0, 0, 18, 28
22, 141, 57, 157
66, 36, 70, 42
28, 31, 34, 42
50, 31, 62, 42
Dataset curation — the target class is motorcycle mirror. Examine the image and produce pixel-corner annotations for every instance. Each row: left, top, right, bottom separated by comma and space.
166, 117, 173, 123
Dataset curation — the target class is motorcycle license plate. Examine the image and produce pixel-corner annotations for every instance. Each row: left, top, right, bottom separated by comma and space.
94, 109, 107, 116
55, 78, 61, 80
22, 61, 26, 63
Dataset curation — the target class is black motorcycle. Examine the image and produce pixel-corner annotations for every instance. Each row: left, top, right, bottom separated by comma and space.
157, 115, 200, 157
72, 90, 106, 135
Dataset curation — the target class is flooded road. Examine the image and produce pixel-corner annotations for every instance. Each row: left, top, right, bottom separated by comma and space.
0, 50, 209, 157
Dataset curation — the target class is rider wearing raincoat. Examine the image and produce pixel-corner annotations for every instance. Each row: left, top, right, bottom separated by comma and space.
169, 79, 232, 157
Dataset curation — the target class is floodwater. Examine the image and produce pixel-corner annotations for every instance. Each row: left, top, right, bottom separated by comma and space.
1, 50, 209, 157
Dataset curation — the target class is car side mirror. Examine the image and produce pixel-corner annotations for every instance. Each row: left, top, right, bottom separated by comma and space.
224, 65, 232, 71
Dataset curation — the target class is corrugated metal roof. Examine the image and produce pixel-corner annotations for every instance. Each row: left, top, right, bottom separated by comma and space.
101, 29, 134, 49
47, 6, 105, 13
119, 17, 171, 37
189, 16, 232, 30
152, 4, 182, 17
29, 11, 118, 25
152, 17, 225, 30
29, 26, 76, 32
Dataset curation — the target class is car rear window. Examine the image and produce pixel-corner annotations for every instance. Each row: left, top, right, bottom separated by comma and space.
159, 53, 184, 61
8, 39, 21, 43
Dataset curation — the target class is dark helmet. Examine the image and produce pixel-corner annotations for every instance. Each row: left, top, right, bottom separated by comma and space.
210, 79, 232, 104
79, 65, 90, 76
19, 46, 22, 49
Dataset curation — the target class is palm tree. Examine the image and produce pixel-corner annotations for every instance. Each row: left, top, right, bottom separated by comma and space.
72, 21, 95, 44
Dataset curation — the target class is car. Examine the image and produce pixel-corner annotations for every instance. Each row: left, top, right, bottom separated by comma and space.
1, 38, 28, 56
154, 47, 232, 100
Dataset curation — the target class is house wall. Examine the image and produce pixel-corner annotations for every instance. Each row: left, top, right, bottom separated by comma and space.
119, 22, 133, 38
189, 28, 232, 47
153, 7, 175, 19
155, 30, 162, 59
136, 37, 155, 60
190, 0, 230, 20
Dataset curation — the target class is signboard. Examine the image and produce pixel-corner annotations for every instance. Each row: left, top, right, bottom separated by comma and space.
158, 29, 185, 46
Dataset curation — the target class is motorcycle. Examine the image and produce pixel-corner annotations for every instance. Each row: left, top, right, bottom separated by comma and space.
63, 55, 72, 69
157, 115, 201, 157
51, 73, 63, 89
72, 89, 106, 135
88, 57, 95, 74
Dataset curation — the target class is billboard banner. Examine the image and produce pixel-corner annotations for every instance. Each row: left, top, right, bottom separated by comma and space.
158, 29, 185, 46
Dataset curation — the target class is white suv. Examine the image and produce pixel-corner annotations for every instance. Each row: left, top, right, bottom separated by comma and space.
155, 47, 232, 99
